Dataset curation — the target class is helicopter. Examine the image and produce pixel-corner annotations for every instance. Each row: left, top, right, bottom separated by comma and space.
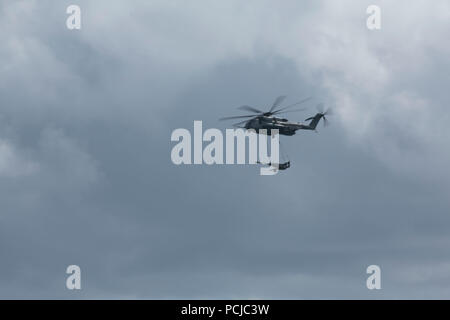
219, 95, 332, 136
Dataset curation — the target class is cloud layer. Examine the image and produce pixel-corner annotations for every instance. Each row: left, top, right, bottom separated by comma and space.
0, 0, 449, 298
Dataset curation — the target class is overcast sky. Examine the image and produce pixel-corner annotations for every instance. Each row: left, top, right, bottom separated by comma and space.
0, 0, 449, 299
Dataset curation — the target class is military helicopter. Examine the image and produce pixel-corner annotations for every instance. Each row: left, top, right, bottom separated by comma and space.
220, 96, 332, 136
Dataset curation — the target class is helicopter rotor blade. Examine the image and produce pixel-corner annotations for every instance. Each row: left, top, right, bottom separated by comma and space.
316, 103, 324, 114
232, 119, 250, 128
269, 95, 287, 113
324, 107, 333, 116
272, 107, 308, 115
219, 115, 256, 121
238, 105, 264, 114
271, 96, 312, 114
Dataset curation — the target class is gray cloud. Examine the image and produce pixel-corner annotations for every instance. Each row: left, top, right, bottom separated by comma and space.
0, 0, 449, 299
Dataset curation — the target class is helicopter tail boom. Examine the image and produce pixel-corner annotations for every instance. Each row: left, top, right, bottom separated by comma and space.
305, 113, 323, 130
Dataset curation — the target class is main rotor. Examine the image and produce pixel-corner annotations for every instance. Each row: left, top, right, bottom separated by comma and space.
219, 95, 312, 127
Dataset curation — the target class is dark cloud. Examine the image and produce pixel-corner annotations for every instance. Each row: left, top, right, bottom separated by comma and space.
0, 0, 449, 299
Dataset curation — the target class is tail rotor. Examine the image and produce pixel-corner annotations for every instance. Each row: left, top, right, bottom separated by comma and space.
304, 104, 333, 129
316, 103, 332, 127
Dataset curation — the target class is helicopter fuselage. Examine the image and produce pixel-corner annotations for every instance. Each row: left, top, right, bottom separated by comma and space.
244, 116, 312, 136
